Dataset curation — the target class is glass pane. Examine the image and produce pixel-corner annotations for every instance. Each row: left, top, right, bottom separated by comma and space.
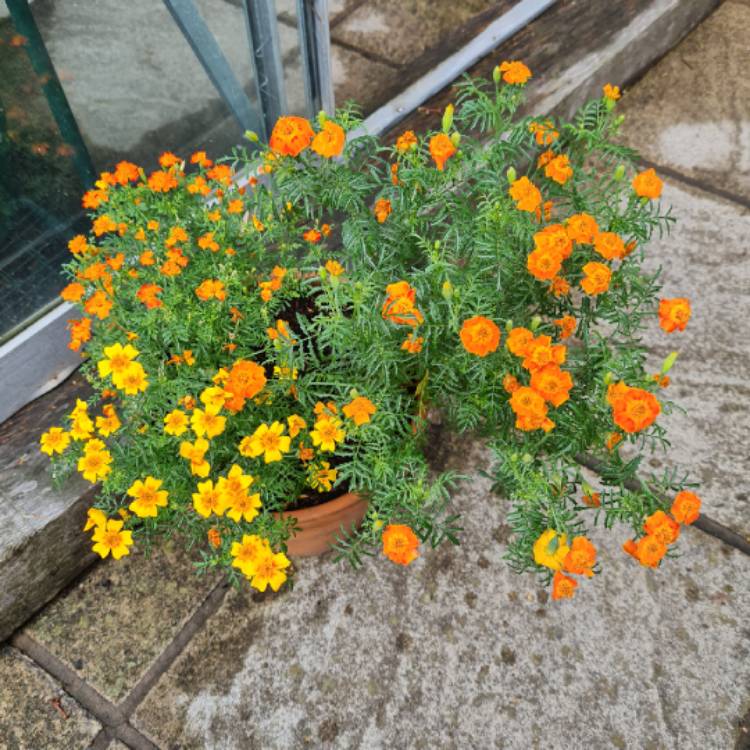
0, 0, 263, 341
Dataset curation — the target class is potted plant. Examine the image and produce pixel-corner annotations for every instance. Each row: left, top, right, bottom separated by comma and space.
42, 62, 701, 600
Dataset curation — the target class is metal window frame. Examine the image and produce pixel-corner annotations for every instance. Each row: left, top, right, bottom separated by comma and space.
0, 0, 551, 424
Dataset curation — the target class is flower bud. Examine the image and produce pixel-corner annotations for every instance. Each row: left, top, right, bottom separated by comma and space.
244, 130, 259, 142
317, 110, 327, 127
530, 315, 542, 331
581, 480, 594, 496
506, 166, 517, 183
441, 280, 453, 299
450, 131, 461, 147
505, 319, 513, 333
492, 65, 502, 84
661, 351, 679, 374
603, 371, 614, 385
613, 164, 625, 181
614, 115, 625, 128
604, 97, 617, 113
521, 453, 533, 464
442, 104, 454, 133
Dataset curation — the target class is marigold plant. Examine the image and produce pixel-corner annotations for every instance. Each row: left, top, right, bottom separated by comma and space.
43, 65, 702, 601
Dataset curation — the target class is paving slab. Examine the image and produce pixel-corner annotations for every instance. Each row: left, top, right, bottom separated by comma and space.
23, 540, 218, 704
131, 444, 750, 750
0, 646, 101, 749
618, 1, 750, 202
637, 181, 750, 535
333, 0, 499, 66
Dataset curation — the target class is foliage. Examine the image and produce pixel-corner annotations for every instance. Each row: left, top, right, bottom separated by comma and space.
41, 66, 699, 601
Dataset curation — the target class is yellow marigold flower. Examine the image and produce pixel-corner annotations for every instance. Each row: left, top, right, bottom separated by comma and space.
325, 259, 344, 277
231, 534, 271, 577
249, 550, 291, 592
164, 409, 189, 436
97, 342, 139, 379
310, 417, 346, 452
200, 386, 229, 411
96, 405, 121, 437
533, 529, 570, 571
91, 519, 133, 559
127, 476, 169, 518
190, 405, 226, 439
252, 215, 265, 232
219, 465, 261, 523
179, 438, 211, 477
40, 427, 70, 455
287, 414, 307, 438
309, 461, 337, 492
342, 396, 376, 426
77, 442, 113, 483
241, 422, 291, 463
70, 412, 94, 441
192, 479, 228, 518
112, 361, 149, 395
83, 507, 107, 532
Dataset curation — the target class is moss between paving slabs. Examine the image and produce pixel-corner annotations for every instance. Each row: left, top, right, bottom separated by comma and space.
23, 539, 218, 704
0, 647, 101, 748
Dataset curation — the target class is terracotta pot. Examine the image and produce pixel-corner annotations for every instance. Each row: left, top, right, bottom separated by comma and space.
278, 492, 368, 557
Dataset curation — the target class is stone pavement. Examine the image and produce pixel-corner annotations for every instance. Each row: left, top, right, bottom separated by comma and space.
2, 3, 750, 749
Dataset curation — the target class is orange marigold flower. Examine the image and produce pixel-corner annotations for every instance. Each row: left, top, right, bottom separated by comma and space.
507, 327, 534, 357
68, 318, 92, 351
374, 198, 392, 223
82, 189, 108, 210
390, 163, 399, 185
544, 154, 573, 185
60, 282, 85, 303
603, 83, 621, 101
632, 168, 663, 199
401, 333, 424, 353
159, 151, 180, 168
227, 199, 243, 214
509, 387, 550, 432
460, 316, 501, 357
113, 160, 139, 185
139, 250, 155, 266
382, 524, 420, 566
658, 297, 691, 333
198, 232, 220, 252
160, 248, 189, 276
499, 60, 532, 85
563, 536, 596, 578
535, 224, 573, 259
527, 246, 562, 281
343, 396, 377, 426
566, 212, 599, 244
147, 170, 178, 192
635, 534, 667, 568
311, 119, 346, 158
644, 510, 680, 545
580, 261, 611, 296
508, 176, 542, 213
84, 291, 112, 320
606, 432, 622, 451
325, 259, 344, 277
521, 335, 566, 372
92, 215, 117, 236
528, 119, 558, 146
206, 164, 233, 185
607, 382, 660, 433
303, 229, 321, 243
502, 374, 520, 393
395, 130, 417, 152
535, 199, 554, 223
223, 360, 267, 412
269, 115, 315, 157
382, 281, 423, 327
195, 279, 226, 302
190, 150, 213, 168
671, 491, 701, 525
594, 231, 626, 261
188, 175, 211, 196
68, 235, 90, 255
582, 491, 601, 508
554, 315, 576, 339
551, 571, 577, 600
136, 283, 163, 309
530, 364, 573, 407
429, 133, 457, 171
622, 538, 638, 560
207, 528, 221, 548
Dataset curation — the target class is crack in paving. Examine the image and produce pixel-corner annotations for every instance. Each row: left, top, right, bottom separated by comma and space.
11, 579, 231, 750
